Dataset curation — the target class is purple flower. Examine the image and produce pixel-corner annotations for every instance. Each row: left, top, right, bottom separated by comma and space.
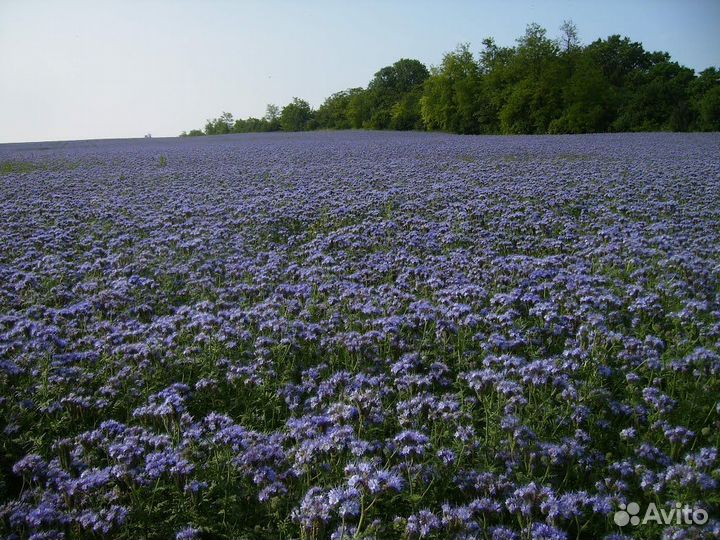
176, 526, 201, 540
528, 522, 567, 540
406, 509, 440, 538
391, 430, 430, 457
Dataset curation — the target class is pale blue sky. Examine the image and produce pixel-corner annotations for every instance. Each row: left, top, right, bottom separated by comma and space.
1, 0, 718, 143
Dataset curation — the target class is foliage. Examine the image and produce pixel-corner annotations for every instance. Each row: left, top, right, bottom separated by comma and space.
0, 160, 39, 174
421, 44, 483, 134
280, 98, 314, 132
316, 90, 357, 130
690, 68, 720, 131
185, 22, 719, 136
366, 58, 429, 129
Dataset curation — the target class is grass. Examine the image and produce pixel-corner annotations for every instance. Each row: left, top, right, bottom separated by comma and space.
0, 160, 41, 175
0, 159, 81, 175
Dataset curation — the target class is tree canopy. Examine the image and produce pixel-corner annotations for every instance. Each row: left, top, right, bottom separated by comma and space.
183, 22, 719, 137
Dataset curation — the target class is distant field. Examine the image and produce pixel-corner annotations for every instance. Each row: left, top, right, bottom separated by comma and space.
1, 131, 719, 540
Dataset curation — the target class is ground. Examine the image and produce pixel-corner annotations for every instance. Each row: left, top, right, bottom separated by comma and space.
1, 131, 719, 539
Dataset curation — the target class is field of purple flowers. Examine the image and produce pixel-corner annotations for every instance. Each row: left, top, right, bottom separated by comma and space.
1, 131, 719, 540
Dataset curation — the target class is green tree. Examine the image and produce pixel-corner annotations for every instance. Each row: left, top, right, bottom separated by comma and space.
185, 23, 710, 137
514, 23, 560, 78
280, 98, 313, 131
550, 53, 614, 133
585, 35, 651, 88
390, 89, 425, 130
696, 86, 720, 131
233, 117, 269, 133
558, 20, 580, 53
316, 89, 363, 129
264, 104, 281, 131
420, 44, 483, 134
366, 59, 429, 129
690, 68, 720, 131
613, 60, 694, 131
204, 111, 234, 135
478, 37, 514, 132
346, 90, 373, 128
498, 23, 565, 134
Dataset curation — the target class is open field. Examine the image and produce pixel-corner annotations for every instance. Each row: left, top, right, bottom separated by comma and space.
1, 131, 719, 539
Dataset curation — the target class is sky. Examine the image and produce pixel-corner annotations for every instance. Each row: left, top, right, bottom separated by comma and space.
1, 0, 719, 143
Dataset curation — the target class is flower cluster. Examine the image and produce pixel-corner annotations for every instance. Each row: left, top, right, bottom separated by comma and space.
0, 131, 718, 539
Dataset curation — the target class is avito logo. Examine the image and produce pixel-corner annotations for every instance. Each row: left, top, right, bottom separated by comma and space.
614, 502, 708, 527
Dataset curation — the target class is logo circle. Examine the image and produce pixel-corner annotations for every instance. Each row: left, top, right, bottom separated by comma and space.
693, 509, 708, 525
614, 511, 630, 527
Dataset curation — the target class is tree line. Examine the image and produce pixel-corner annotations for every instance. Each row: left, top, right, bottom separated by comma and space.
181, 22, 720, 137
